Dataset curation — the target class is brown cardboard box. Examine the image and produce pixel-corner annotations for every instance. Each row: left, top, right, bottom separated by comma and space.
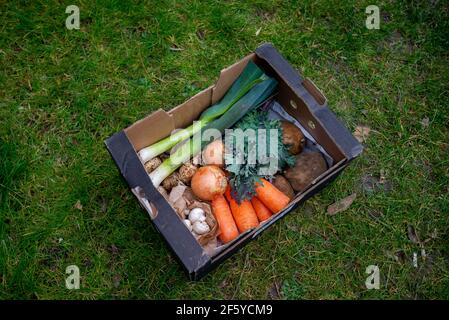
105, 43, 363, 280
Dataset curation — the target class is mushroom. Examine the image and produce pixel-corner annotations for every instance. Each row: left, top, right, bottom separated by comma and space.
188, 208, 206, 223
183, 219, 193, 232
192, 221, 210, 235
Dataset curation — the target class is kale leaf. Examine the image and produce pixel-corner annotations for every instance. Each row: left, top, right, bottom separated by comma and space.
225, 110, 295, 203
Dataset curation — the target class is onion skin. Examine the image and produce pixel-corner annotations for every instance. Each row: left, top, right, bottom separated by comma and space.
191, 166, 228, 201
202, 140, 225, 168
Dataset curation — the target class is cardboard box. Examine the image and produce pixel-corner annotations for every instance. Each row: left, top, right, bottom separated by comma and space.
105, 43, 363, 280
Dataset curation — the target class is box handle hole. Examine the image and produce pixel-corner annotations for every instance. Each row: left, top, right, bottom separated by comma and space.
131, 186, 158, 219
302, 78, 326, 106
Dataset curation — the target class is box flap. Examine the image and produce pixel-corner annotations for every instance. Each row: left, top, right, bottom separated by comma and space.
255, 43, 363, 160
168, 86, 214, 129
211, 53, 256, 104
125, 109, 175, 151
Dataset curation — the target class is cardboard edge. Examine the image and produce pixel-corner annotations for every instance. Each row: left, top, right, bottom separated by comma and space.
255, 42, 363, 161
104, 43, 364, 280
104, 131, 211, 277
211, 53, 256, 104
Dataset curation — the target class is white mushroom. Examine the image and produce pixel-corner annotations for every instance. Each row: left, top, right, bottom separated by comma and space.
183, 219, 192, 232
188, 208, 205, 223
192, 221, 210, 235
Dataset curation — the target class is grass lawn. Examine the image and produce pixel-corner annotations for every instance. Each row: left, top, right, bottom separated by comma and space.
1, 0, 448, 299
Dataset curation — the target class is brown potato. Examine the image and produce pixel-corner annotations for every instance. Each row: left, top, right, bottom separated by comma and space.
284, 152, 327, 192
281, 121, 305, 155
273, 175, 295, 199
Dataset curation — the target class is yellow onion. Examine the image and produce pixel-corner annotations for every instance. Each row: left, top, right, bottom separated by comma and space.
191, 165, 227, 201
202, 140, 225, 168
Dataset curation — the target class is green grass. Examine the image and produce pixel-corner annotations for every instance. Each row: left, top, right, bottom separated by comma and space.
1, 0, 448, 299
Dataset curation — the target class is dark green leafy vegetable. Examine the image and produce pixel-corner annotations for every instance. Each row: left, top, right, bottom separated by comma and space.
225, 109, 296, 203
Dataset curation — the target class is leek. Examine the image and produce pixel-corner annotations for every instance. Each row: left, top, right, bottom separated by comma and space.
149, 76, 278, 187
139, 61, 265, 163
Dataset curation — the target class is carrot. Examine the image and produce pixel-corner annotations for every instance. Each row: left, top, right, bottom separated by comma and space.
211, 195, 239, 244
255, 178, 290, 214
225, 188, 259, 233
251, 197, 272, 222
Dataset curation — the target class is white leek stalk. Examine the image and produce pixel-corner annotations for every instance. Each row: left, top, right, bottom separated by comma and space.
139, 120, 207, 163
138, 61, 265, 164
149, 138, 201, 187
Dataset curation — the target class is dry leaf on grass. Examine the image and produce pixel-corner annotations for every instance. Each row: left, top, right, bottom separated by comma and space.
353, 125, 371, 143
361, 174, 392, 193
407, 224, 420, 244
196, 30, 205, 40
327, 193, 357, 215
74, 200, 83, 211
109, 244, 119, 255
255, 27, 262, 36
394, 250, 407, 264
267, 280, 283, 300
100, 198, 108, 213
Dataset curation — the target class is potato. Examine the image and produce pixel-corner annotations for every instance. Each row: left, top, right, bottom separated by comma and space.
281, 121, 305, 155
273, 175, 295, 199
284, 152, 327, 192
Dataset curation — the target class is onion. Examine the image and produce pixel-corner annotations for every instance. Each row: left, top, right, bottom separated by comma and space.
191, 165, 227, 201
202, 140, 225, 168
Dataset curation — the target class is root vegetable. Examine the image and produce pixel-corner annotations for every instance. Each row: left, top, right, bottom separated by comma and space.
284, 152, 327, 192
273, 175, 295, 199
202, 140, 225, 167
281, 120, 305, 155
225, 188, 259, 233
251, 197, 272, 222
255, 178, 290, 214
162, 172, 180, 191
144, 157, 162, 173
191, 165, 228, 201
179, 162, 198, 184
211, 195, 239, 243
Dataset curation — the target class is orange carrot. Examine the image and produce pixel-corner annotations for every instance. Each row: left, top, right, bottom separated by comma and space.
255, 178, 290, 214
225, 188, 259, 233
251, 197, 272, 222
211, 195, 239, 244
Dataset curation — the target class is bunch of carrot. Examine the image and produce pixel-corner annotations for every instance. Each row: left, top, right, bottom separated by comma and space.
211, 178, 290, 244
